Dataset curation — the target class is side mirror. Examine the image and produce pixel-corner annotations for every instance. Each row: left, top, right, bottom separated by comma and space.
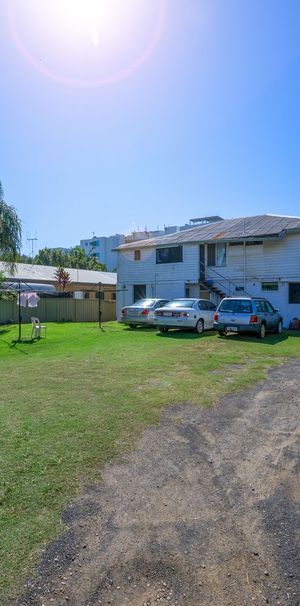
274, 308, 279, 312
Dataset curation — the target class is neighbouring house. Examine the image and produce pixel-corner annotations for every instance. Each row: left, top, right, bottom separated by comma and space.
115, 214, 300, 326
0, 262, 117, 301
0, 263, 117, 324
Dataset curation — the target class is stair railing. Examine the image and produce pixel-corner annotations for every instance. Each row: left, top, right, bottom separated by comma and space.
199, 259, 252, 298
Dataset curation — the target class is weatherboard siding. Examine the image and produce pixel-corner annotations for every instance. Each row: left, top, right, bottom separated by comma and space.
118, 244, 199, 284
116, 233, 300, 323
206, 234, 300, 282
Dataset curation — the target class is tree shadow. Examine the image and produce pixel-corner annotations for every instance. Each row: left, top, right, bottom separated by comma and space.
0, 328, 10, 335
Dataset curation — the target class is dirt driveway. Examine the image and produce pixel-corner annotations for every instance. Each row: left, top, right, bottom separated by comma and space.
18, 362, 300, 606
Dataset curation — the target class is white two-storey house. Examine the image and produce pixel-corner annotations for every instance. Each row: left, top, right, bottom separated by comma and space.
115, 214, 300, 326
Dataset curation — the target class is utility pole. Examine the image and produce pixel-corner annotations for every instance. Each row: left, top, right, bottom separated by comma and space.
27, 237, 38, 257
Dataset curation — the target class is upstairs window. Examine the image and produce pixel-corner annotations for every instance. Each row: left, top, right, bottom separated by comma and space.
207, 243, 226, 267
156, 246, 183, 264
134, 250, 141, 261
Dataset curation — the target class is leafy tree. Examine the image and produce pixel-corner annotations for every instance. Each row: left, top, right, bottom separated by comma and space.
34, 246, 106, 271
54, 266, 71, 291
0, 182, 22, 263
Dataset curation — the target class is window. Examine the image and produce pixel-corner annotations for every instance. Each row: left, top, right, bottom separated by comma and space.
289, 283, 300, 304
134, 250, 141, 261
246, 241, 263, 246
133, 284, 146, 301
96, 291, 105, 300
91, 240, 100, 247
111, 292, 116, 301
262, 282, 278, 291
264, 301, 275, 313
156, 246, 183, 264
198, 300, 216, 310
235, 286, 245, 292
216, 243, 226, 266
167, 299, 196, 308
219, 299, 253, 313
207, 244, 216, 266
207, 243, 226, 267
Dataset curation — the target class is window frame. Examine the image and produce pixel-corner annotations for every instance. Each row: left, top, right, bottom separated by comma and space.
289, 283, 300, 304
134, 249, 141, 261
156, 246, 183, 264
261, 282, 278, 292
207, 243, 227, 267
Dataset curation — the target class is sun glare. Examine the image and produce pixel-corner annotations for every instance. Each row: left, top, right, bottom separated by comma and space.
7, 0, 166, 86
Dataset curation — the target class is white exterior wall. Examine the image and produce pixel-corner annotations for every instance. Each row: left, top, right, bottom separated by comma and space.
116, 244, 199, 318
117, 233, 300, 325
206, 234, 300, 326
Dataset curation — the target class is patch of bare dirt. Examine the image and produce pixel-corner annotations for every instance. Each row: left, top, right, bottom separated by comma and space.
17, 362, 300, 606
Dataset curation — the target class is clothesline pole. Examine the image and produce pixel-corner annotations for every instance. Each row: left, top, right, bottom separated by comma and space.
18, 279, 22, 341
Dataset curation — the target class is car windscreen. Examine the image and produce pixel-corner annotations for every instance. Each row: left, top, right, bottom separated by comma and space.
133, 299, 156, 307
219, 299, 253, 313
167, 299, 196, 308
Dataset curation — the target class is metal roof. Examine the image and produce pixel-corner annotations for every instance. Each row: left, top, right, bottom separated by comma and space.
3, 282, 57, 294
116, 214, 300, 251
0, 263, 117, 285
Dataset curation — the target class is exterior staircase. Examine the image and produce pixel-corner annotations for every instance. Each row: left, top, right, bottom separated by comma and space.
199, 279, 226, 299
199, 260, 252, 301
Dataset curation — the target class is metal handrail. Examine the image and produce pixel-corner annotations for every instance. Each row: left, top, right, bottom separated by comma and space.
199, 260, 252, 297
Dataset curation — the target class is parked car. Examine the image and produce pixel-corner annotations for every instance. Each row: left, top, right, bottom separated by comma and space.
213, 297, 283, 338
120, 298, 170, 327
154, 298, 217, 333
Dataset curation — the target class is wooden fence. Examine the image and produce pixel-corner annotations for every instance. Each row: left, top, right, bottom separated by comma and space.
0, 299, 116, 324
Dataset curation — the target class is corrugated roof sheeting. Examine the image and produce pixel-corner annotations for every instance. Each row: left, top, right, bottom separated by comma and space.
116, 215, 300, 250
0, 263, 117, 285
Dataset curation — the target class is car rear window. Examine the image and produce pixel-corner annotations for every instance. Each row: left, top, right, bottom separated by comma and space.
167, 299, 196, 308
219, 299, 253, 313
134, 299, 156, 307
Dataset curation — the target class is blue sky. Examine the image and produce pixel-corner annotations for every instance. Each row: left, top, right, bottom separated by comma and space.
1, 0, 300, 252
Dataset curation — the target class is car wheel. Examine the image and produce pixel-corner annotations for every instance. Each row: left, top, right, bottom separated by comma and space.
128, 324, 137, 329
159, 327, 169, 333
195, 319, 204, 334
257, 323, 266, 339
218, 330, 225, 337
276, 320, 283, 334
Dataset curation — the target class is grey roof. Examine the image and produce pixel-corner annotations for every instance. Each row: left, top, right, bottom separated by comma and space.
116, 214, 300, 250
3, 282, 57, 294
0, 263, 117, 285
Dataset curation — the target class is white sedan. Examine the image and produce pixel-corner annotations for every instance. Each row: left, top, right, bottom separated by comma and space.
154, 298, 217, 334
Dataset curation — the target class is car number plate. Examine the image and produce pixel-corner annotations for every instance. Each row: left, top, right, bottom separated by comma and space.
163, 312, 172, 317
228, 326, 238, 332
128, 310, 137, 315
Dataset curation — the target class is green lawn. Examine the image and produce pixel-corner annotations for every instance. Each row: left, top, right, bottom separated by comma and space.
0, 322, 299, 602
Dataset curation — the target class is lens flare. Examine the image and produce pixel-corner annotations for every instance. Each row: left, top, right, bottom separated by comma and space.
7, 0, 166, 87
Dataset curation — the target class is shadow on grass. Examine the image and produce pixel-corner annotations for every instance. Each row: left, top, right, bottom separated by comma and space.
156, 329, 216, 340
123, 326, 158, 332
218, 332, 289, 345
0, 328, 10, 335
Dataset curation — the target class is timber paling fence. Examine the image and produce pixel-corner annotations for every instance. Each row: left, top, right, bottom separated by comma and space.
0, 299, 116, 324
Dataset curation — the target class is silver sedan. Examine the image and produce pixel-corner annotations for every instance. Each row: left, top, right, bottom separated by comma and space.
120, 298, 170, 327
154, 298, 217, 334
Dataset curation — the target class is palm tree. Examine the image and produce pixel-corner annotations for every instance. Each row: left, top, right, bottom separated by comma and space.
0, 182, 22, 262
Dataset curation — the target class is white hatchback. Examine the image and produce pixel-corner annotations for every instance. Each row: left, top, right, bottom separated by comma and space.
154, 298, 217, 334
